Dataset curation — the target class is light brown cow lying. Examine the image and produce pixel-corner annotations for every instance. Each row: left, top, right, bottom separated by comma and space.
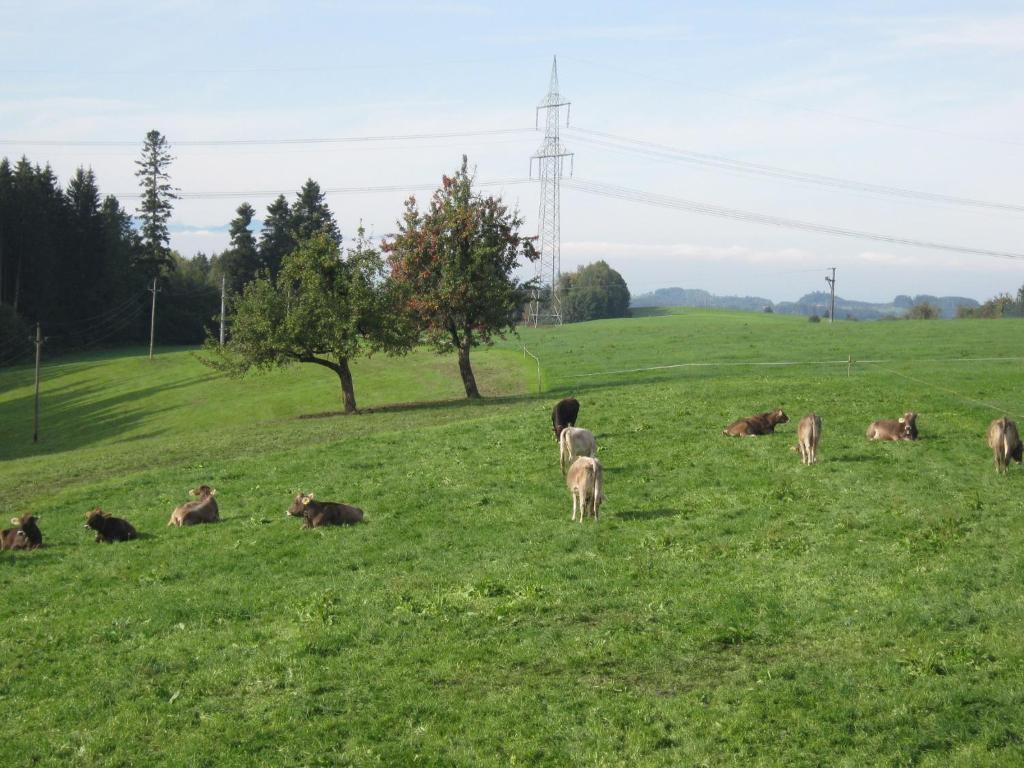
796, 413, 822, 464
866, 412, 918, 441
167, 485, 220, 526
988, 417, 1023, 474
723, 409, 789, 437
566, 456, 605, 522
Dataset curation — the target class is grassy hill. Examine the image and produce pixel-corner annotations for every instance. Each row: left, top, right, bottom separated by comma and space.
1, 311, 1022, 766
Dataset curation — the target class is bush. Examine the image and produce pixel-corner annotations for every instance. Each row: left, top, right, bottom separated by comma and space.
907, 302, 940, 320
808, 314, 821, 323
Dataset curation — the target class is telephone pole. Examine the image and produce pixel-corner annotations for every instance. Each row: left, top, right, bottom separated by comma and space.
528, 56, 573, 326
148, 276, 159, 359
825, 267, 836, 324
219, 274, 226, 347
32, 323, 44, 443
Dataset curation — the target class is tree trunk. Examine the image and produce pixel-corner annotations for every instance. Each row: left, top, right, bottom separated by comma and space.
457, 339, 480, 399
337, 357, 356, 413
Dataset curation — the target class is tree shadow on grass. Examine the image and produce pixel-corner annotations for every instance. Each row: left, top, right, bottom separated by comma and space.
0, 373, 215, 462
298, 391, 544, 420
616, 508, 681, 522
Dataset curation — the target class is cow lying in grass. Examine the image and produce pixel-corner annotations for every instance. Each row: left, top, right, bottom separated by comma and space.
988, 417, 1023, 474
84, 508, 138, 543
1, 514, 42, 550
287, 494, 364, 528
167, 485, 220, 527
559, 426, 597, 474
566, 456, 605, 522
723, 409, 789, 437
552, 397, 580, 440
796, 413, 822, 465
866, 412, 918, 441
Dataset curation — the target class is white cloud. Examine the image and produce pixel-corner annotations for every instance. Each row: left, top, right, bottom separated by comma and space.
889, 15, 1024, 51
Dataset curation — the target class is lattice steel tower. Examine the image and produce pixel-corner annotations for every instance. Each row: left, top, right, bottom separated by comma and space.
528, 56, 573, 326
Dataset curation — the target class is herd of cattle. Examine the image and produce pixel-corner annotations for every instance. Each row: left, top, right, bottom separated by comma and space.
1, 398, 1021, 549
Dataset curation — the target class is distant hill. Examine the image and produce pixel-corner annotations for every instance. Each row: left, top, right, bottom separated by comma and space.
630, 287, 979, 320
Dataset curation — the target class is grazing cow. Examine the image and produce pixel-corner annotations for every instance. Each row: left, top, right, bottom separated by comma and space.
286, 493, 364, 528
566, 456, 605, 522
866, 412, 918, 441
559, 426, 597, 474
167, 485, 220, 527
796, 413, 822, 465
723, 409, 789, 437
552, 397, 580, 439
1, 514, 42, 550
988, 417, 1023, 474
84, 508, 138, 543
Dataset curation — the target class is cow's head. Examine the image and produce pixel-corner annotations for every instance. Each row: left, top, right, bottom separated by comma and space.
899, 412, 918, 438
12, 513, 38, 529
773, 409, 789, 424
286, 493, 315, 517
189, 485, 216, 499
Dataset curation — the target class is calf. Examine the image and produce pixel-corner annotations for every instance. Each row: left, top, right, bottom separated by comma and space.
84, 508, 138, 543
167, 485, 220, 527
988, 417, 1023, 474
286, 493, 364, 528
723, 409, 789, 437
559, 426, 597, 474
796, 413, 822, 465
866, 412, 918, 441
1, 514, 42, 550
566, 456, 605, 522
552, 397, 580, 440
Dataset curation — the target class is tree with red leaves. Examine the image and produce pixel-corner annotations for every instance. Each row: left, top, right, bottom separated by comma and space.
383, 157, 537, 398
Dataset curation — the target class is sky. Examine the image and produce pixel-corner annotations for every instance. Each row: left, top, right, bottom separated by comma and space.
1, 0, 1022, 303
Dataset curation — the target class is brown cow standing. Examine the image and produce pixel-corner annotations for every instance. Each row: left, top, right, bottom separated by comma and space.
286, 494, 364, 528
723, 409, 789, 437
988, 417, 1023, 474
1, 514, 42, 550
866, 412, 918, 441
167, 485, 220, 527
84, 508, 138, 543
796, 413, 822, 465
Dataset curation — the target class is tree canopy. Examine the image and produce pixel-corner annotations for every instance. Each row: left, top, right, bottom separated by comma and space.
557, 260, 630, 323
382, 157, 538, 398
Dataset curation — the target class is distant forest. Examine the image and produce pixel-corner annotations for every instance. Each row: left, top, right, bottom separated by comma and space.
628, 286, 1024, 320
0, 154, 345, 365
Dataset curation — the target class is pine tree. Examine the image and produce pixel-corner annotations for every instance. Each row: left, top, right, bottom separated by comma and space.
222, 202, 261, 295
134, 130, 178, 278
258, 194, 294, 278
290, 179, 341, 245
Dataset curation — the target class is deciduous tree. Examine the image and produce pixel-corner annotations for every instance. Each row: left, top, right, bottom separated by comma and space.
383, 157, 538, 398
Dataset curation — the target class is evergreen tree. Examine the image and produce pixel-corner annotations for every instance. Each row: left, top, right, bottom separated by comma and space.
134, 130, 178, 278
258, 194, 294, 278
290, 179, 340, 245
221, 202, 261, 295
66, 168, 106, 316
383, 156, 538, 399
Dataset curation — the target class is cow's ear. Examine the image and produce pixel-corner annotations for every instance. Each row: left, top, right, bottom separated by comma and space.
307, 493, 315, 501
10, 517, 18, 525
210, 488, 217, 496
301, 495, 312, 505
898, 417, 905, 423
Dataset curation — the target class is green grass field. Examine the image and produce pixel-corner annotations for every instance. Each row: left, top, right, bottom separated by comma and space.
1, 310, 1022, 766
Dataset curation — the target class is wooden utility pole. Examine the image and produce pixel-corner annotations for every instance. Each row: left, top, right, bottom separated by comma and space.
219, 274, 226, 346
825, 267, 836, 324
148, 276, 158, 359
32, 323, 43, 443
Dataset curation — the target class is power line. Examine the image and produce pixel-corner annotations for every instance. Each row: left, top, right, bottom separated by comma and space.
568, 127, 1024, 215
0, 128, 535, 148
564, 55, 1024, 150
564, 178, 1024, 261
112, 178, 534, 201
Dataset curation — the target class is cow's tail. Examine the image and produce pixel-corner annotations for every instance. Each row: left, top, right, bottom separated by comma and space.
559, 430, 568, 474
592, 462, 604, 519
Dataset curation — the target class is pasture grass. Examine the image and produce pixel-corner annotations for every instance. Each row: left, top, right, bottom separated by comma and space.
1, 310, 1023, 766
